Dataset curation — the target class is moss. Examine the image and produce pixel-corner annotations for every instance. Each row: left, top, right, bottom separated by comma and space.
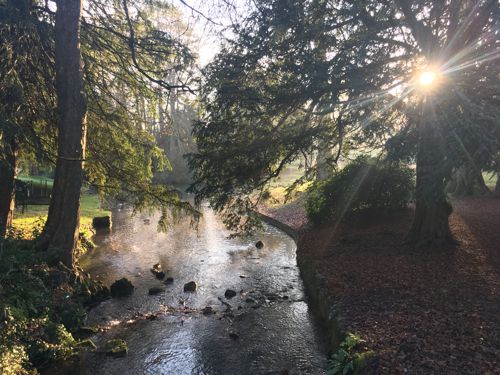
103, 339, 128, 358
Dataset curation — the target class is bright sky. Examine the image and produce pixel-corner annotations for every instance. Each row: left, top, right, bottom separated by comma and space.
173, 0, 250, 66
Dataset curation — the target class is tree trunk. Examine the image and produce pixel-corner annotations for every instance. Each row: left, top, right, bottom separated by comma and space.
41, 0, 86, 267
0, 137, 18, 238
316, 140, 332, 180
447, 163, 490, 196
495, 172, 500, 193
408, 111, 454, 246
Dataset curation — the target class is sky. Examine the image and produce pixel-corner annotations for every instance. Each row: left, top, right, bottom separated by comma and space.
173, 0, 251, 66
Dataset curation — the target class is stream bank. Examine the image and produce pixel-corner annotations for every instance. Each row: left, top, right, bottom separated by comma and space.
262, 196, 500, 373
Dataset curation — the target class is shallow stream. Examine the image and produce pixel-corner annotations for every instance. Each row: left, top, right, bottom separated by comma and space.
78, 206, 326, 374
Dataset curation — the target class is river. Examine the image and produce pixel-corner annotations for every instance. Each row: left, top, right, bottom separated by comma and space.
78, 206, 327, 374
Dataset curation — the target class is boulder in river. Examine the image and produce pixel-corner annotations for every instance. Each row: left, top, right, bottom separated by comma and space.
229, 332, 239, 340
202, 306, 214, 315
103, 339, 128, 358
184, 281, 197, 292
255, 240, 264, 249
164, 277, 174, 284
92, 216, 111, 230
110, 278, 134, 298
154, 271, 165, 279
224, 289, 237, 299
148, 287, 164, 295
151, 264, 165, 279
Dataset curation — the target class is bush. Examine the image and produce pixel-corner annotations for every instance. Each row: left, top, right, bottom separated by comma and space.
306, 157, 414, 225
327, 333, 373, 375
0, 238, 108, 373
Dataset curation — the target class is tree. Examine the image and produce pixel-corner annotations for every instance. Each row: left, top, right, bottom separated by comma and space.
0, 0, 56, 238
39, 0, 87, 267
189, 0, 499, 244
1, 0, 198, 250
396, 0, 498, 244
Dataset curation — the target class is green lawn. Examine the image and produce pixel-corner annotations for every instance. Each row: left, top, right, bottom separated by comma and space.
17, 174, 54, 188
483, 172, 498, 190
12, 189, 110, 238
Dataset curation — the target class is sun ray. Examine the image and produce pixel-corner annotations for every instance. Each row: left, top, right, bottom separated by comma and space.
359, 85, 415, 129
442, 50, 500, 75
440, 0, 484, 60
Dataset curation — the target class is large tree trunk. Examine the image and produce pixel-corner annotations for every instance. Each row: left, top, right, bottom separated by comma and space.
408, 112, 454, 246
447, 163, 490, 196
41, 0, 86, 267
0, 137, 18, 238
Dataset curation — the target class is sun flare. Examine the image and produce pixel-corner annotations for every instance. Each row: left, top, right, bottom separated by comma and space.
418, 70, 437, 86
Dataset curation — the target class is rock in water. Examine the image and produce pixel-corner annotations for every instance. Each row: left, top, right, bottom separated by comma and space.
154, 271, 165, 280
202, 306, 214, 315
224, 289, 237, 299
103, 339, 128, 358
92, 215, 111, 230
148, 287, 164, 295
255, 240, 264, 249
229, 332, 239, 340
152, 263, 161, 271
110, 278, 134, 298
184, 281, 197, 292
164, 277, 174, 284
151, 263, 165, 279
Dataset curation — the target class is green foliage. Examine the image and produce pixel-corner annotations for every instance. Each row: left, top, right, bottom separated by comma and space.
188, 0, 498, 237
0, 238, 105, 373
327, 333, 371, 375
1, 0, 197, 227
306, 158, 414, 225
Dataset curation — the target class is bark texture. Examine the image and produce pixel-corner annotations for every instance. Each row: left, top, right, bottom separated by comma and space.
42, 0, 86, 267
409, 112, 454, 246
0, 137, 18, 238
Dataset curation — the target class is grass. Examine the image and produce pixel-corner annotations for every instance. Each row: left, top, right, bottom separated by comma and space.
261, 161, 311, 206
483, 172, 498, 190
17, 175, 54, 188
12, 189, 110, 239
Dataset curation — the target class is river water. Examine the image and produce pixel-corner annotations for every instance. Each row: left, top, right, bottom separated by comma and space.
78, 206, 327, 374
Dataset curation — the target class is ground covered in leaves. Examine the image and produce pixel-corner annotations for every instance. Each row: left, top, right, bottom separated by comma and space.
266, 195, 500, 374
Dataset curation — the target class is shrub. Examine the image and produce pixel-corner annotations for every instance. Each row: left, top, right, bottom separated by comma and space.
327, 333, 373, 375
306, 157, 414, 225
